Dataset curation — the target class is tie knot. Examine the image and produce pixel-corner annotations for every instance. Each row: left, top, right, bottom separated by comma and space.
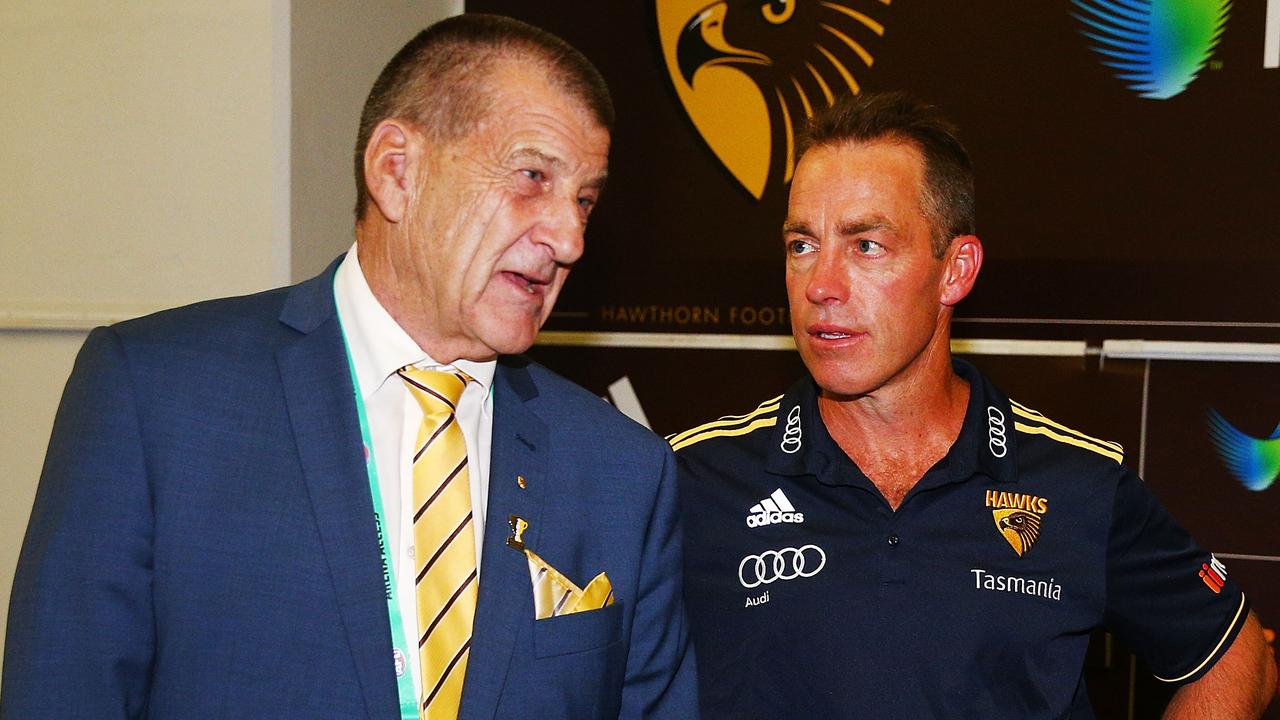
397, 367, 471, 417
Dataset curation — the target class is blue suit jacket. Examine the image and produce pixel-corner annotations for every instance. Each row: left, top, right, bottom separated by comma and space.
3, 261, 697, 719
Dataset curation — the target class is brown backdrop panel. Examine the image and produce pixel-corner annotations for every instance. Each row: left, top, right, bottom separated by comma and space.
1143, 360, 1280, 654
1143, 360, 1280, 556
472, 1, 1280, 339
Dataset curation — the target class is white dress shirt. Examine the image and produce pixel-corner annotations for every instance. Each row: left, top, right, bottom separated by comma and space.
333, 243, 495, 697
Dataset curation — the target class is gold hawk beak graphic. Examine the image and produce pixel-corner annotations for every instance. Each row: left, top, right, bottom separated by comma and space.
993, 509, 1042, 557
656, 0, 889, 200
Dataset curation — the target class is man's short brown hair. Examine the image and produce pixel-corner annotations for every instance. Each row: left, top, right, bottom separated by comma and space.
797, 92, 975, 257
353, 13, 614, 221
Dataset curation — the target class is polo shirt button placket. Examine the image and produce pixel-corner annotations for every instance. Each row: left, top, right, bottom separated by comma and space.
877, 521, 907, 601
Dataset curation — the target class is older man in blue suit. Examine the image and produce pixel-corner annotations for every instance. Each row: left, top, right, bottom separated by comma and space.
3, 14, 697, 720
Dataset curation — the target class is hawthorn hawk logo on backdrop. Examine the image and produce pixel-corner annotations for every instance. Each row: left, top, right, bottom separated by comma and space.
1071, 0, 1231, 99
656, 0, 889, 200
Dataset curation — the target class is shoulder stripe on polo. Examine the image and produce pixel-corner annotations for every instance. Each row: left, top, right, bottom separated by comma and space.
666, 394, 783, 450
1013, 422, 1124, 464
670, 417, 779, 452
1010, 400, 1125, 454
665, 394, 782, 446
1154, 593, 1246, 683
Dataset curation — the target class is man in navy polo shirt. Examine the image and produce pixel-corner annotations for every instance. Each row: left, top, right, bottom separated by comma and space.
673, 92, 1276, 719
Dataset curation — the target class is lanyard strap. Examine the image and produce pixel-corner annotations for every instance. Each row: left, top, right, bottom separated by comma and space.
335, 286, 419, 720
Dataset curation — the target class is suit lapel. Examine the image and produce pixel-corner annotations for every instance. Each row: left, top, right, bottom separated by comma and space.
277, 264, 398, 720
461, 358, 548, 720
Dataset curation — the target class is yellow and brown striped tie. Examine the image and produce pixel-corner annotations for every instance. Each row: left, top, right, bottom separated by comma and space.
398, 367, 478, 720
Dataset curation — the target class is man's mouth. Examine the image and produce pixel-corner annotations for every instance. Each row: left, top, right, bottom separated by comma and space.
502, 270, 551, 295
808, 324, 862, 342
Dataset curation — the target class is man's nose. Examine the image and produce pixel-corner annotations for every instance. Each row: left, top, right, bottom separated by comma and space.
804, 253, 849, 304
533, 196, 586, 266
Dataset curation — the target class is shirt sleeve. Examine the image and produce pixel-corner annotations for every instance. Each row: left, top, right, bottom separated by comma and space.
1103, 464, 1249, 684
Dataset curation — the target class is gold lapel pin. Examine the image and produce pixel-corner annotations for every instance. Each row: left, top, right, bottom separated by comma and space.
516, 475, 527, 489
506, 514, 529, 551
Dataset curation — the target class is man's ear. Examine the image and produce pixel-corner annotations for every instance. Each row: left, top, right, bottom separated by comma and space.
939, 234, 983, 307
363, 119, 419, 223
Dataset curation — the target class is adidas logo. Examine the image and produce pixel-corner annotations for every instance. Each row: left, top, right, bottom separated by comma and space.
746, 488, 805, 528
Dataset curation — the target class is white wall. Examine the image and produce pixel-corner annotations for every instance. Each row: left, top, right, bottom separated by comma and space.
0, 0, 459, 674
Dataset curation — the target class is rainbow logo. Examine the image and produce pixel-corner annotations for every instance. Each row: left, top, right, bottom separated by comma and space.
1071, 0, 1231, 99
1207, 409, 1280, 491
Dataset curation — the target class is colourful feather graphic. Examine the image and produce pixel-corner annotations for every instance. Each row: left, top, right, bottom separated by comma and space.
1071, 0, 1231, 99
1207, 409, 1280, 491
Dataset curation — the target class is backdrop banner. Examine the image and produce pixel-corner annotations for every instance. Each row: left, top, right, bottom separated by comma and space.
471, 0, 1280, 342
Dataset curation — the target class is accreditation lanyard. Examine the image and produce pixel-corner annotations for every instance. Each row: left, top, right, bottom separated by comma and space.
335, 291, 419, 720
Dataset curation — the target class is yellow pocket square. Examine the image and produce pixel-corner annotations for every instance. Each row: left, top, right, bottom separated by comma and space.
523, 548, 615, 619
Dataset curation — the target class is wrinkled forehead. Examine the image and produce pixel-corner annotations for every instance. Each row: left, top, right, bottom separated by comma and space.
472, 84, 607, 173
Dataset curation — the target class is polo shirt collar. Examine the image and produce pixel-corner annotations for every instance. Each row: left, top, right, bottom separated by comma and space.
765, 377, 872, 489
943, 358, 1018, 486
764, 358, 1018, 487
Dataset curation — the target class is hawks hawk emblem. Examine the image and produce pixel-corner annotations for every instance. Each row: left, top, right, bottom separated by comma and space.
992, 508, 1042, 557
655, 0, 890, 200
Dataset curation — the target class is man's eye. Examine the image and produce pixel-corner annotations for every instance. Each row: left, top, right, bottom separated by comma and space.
519, 169, 544, 182
856, 239, 884, 256
577, 196, 596, 211
787, 239, 815, 255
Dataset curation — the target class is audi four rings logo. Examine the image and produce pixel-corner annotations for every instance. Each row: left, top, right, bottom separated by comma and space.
780, 406, 802, 454
987, 406, 1008, 458
738, 545, 827, 588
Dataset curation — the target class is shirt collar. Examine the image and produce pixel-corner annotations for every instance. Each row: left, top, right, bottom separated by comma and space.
765, 357, 1017, 486
333, 243, 496, 400
944, 358, 1018, 485
765, 377, 839, 479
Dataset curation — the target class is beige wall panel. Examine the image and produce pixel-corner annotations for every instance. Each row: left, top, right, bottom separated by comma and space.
290, 0, 463, 281
1, 2, 284, 314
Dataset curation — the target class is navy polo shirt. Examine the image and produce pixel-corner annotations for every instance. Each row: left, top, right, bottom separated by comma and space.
672, 359, 1248, 720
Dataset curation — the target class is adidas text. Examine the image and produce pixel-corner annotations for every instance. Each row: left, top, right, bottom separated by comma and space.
747, 511, 805, 527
